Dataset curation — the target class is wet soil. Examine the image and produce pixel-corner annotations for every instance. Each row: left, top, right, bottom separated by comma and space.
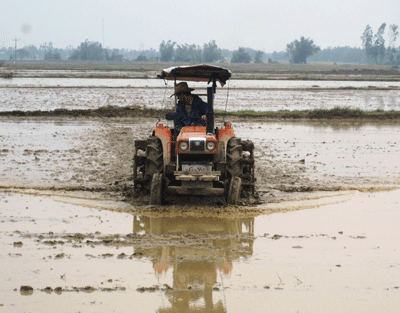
5, 62, 400, 82
1, 72, 400, 312
1, 190, 400, 312
1, 86, 399, 113
1, 115, 399, 211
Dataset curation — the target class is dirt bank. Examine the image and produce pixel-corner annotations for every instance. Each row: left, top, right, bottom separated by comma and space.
1, 105, 400, 120
4, 61, 400, 82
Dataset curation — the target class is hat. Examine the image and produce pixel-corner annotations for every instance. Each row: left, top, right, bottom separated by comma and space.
170, 82, 195, 98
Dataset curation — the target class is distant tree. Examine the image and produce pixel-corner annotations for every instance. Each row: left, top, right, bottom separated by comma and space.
135, 55, 148, 62
387, 24, 399, 64
107, 49, 124, 61
388, 24, 399, 48
254, 50, 264, 63
308, 46, 366, 64
24, 45, 39, 60
69, 40, 104, 61
159, 40, 175, 62
286, 37, 320, 64
16, 49, 29, 60
372, 23, 386, 64
269, 51, 288, 62
361, 25, 374, 62
44, 51, 62, 60
203, 40, 222, 63
362, 23, 387, 64
174, 44, 202, 63
231, 47, 251, 63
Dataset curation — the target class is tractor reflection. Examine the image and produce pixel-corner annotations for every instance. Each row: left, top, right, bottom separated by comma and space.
132, 215, 254, 313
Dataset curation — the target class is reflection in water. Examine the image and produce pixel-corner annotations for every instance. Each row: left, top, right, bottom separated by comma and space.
133, 216, 255, 313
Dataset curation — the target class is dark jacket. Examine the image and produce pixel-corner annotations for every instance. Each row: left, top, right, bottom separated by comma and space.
174, 95, 208, 131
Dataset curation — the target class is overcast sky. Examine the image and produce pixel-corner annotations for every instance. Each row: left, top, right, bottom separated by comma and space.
1, 0, 399, 52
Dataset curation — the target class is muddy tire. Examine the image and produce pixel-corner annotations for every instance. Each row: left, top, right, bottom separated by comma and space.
146, 137, 163, 181
226, 138, 242, 179
150, 173, 163, 205
227, 177, 241, 205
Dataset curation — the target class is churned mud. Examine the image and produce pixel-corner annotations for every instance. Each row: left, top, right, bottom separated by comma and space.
1, 72, 400, 312
1, 86, 399, 112
1, 115, 399, 210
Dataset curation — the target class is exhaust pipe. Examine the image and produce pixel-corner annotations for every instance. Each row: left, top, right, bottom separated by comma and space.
206, 86, 214, 135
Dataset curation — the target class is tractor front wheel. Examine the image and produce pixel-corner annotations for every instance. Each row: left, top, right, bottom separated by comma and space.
150, 173, 163, 205
227, 177, 241, 205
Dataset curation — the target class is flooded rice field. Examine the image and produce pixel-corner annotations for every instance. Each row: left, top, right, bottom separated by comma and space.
1, 74, 400, 312
1, 189, 400, 312
1, 86, 400, 113
1, 117, 399, 198
2, 77, 400, 88
1, 77, 400, 112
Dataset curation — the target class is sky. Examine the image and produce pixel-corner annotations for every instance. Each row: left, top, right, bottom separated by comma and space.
1, 0, 399, 52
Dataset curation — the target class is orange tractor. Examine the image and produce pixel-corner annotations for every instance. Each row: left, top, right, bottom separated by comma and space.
133, 65, 255, 205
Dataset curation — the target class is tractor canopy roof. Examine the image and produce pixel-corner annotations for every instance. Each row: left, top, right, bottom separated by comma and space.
158, 64, 232, 86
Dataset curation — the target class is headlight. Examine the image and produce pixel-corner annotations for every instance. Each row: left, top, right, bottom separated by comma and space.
206, 141, 217, 151
178, 141, 189, 151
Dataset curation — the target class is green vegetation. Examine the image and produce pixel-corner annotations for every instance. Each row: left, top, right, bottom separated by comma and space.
159, 40, 176, 62
231, 47, 251, 63
1, 24, 399, 64
3, 60, 399, 82
361, 23, 399, 65
2, 106, 399, 120
286, 37, 321, 64
254, 51, 264, 64
217, 107, 400, 119
202, 40, 223, 63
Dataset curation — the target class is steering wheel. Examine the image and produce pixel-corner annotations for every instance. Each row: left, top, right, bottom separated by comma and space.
180, 117, 201, 127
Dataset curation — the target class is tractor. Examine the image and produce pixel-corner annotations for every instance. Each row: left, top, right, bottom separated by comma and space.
133, 64, 255, 205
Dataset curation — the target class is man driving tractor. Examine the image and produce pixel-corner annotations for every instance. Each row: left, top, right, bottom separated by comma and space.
134, 64, 256, 205
171, 82, 208, 131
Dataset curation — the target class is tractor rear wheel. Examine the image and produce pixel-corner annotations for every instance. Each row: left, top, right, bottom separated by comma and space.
226, 138, 242, 179
146, 137, 163, 182
227, 177, 241, 205
150, 173, 163, 205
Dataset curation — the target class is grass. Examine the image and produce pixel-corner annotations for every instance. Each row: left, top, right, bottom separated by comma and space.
1, 106, 399, 120
2, 60, 399, 81
216, 107, 400, 119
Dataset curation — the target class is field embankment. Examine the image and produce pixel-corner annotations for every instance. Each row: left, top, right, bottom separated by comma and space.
2, 61, 400, 81
1, 105, 399, 120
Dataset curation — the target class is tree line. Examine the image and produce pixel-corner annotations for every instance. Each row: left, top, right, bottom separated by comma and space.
1, 27, 399, 65
158, 40, 264, 63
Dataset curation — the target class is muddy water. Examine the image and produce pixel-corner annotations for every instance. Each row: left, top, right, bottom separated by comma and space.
2, 76, 400, 113
1, 85, 400, 311
2, 77, 400, 88
1, 86, 399, 112
1, 189, 400, 312
1, 116, 398, 204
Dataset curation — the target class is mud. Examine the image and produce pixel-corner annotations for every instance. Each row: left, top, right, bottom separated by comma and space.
5, 64, 400, 81
1, 190, 400, 312
1, 73, 400, 312
1, 86, 399, 112
1, 115, 399, 209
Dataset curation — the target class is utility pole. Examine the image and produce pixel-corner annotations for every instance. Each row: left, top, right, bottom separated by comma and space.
14, 38, 17, 71
102, 18, 105, 47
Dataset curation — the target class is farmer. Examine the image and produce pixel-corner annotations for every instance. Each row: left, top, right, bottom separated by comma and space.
170, 82, 208, 131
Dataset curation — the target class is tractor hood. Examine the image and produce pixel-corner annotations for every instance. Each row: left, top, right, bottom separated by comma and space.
158, 64, 232, 86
